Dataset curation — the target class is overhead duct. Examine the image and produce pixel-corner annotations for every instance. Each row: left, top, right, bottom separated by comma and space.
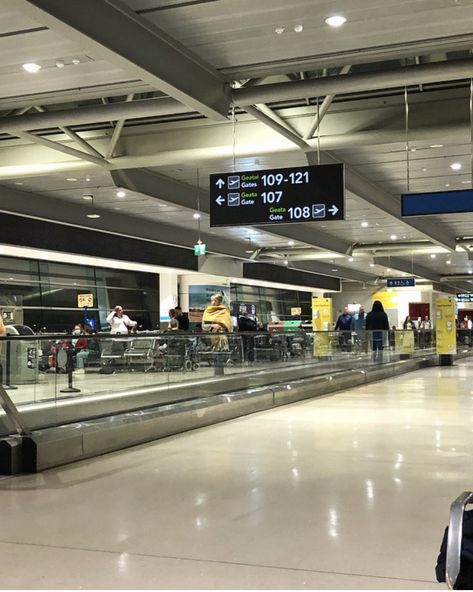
232, 58, 473, 106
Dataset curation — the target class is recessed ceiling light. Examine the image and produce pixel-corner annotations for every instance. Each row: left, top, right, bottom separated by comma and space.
116, 190, 126, 198
294, 24, 304, 33
283, 260, 289, 265
325, 15, 347, 27
66, 177, 77, 182
450, 162, 462, 171
85, 177, 91, 182
469, 270, 473, 275
462, 180, 470, 184
390, 234, 397, 240
430, 254, 436, 258
72, 58, 81, 65
445, 183, 451, 187
14, 182, 23, 185
430, 144, 444, 148
86, 213, 100, 219
114, 207, 121, 210
331, 268, 338, 272
361, 221, 369, 227
422, 168, 427, 172
348, 257, 354, 262
387, 268, 391, 272
410, 148, 416, 152
193, 212, 201, 219
275, 26, 285, 34
22, 63, 41, 73
82, 194, 93, 201
369, 263, 375, 268
446, 260, 452, 265
288, 240, 295, 246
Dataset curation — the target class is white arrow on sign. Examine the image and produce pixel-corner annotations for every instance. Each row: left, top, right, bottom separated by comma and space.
329, 205, 339, 216
216, 195, 225, 205
216, 178, 225, 188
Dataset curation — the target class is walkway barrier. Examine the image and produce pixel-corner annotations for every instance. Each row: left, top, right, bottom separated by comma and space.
0, 329, 471, 473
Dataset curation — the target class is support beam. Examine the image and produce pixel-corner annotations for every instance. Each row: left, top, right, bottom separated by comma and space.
374, 256, 441, 283
258, 258, 376, 283
244, 105, 311, 151
233, 58, 473, 106
105, 93, 135, 159
12, 131, 110, 168
304, 65, 351, 140
22, 0, 229, 120
306, 152, 457, 253
0, 97, 190, 134
34, 105, 105, 159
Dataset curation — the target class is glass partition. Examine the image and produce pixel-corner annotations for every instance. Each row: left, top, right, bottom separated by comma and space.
0, 328, 469, 435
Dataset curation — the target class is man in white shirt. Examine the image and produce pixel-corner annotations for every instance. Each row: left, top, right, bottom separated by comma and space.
106, 306, 137, 334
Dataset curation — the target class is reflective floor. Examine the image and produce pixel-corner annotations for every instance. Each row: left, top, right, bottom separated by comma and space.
2, 359, 472, 588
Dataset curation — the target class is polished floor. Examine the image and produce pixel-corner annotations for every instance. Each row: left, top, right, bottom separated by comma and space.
1, 359, 472, 589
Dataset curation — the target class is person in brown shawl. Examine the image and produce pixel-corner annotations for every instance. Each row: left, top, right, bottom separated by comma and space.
202, 293, 232, 351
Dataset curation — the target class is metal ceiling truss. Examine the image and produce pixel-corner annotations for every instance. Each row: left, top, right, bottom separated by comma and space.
21, 0, 229, 120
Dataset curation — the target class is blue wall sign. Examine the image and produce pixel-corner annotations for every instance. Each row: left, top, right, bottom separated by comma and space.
402, 189, 473, 216
387, 277, 416, 287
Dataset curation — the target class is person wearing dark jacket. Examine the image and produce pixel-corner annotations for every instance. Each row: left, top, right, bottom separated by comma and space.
335, 306, 352, 352
365, 300, 390, 362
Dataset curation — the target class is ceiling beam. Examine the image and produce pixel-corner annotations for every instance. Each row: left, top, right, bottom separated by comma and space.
374, 256, 441, 283
34, 105, 105, 159
105, 93, 135, 159
221, 34, 473, 80
306, 152, 457, 252
12, 131, 110, 168
0, 97, 190, 134
21, 0, 229, 120
233, 58, 473, 106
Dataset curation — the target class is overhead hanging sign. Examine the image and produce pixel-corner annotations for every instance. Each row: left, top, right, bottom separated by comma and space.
402, 189, 473, 217
209, 163, 344, 227
387, 277, 416, 288
457, 293, 473, 303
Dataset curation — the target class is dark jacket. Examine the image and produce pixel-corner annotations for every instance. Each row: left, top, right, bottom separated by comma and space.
177, 314, 189, 331
238, 315, 257, 332
366, 310, 389, 331
436, 509, 473, 589
335, 313, 352, 331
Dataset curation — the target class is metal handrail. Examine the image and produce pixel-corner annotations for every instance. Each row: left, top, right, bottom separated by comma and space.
446, 491, 473, 589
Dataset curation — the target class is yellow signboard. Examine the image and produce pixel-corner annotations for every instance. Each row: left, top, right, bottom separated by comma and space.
435, 296, 456, 355
77, 293, 94, 308
312, 297, 333, 356
372, 291, 398, 310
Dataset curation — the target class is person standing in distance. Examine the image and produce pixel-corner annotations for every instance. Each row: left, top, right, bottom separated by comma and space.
335, 305, 352, 352
366, 300, 390, 363
106, 306, 137, 334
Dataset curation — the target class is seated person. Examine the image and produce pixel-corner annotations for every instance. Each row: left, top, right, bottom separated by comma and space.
76, 326, 100, 373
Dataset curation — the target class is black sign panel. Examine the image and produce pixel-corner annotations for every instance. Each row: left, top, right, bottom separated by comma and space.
402, 189, 473, 216
387, 277, 416, 288
210, 163, 344, 227
457, 293, 473, 303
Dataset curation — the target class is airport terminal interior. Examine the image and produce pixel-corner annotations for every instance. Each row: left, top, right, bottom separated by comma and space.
3, 0, 473, 589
